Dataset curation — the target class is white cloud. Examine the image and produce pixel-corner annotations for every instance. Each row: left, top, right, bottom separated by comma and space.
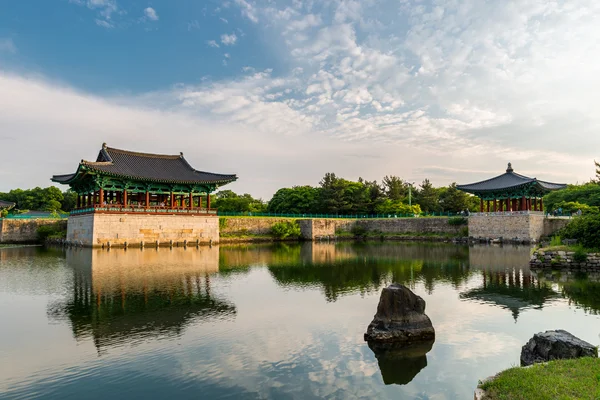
234, 0, 258, 23
0, 38, 16, 53
95, 19, 113, 28
206, 40, 220, 48
143, 7, 159, 21
220, 33, 237, 46
220, 17, 228, 24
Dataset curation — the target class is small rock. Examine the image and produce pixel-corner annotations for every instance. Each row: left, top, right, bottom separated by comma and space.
520, 329, 598, 366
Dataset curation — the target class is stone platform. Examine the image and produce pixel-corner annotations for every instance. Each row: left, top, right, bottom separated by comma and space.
468, 212, 569, 243
67, 213, 219, 247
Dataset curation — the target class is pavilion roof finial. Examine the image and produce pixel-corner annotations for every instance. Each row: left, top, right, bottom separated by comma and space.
506, 162, 513, 173
102, 142, 107, 149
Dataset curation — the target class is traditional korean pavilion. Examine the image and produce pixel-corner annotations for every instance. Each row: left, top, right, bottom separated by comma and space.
0, 200, 16, 213
457, 163, 566, 213
51, 143, 237, 214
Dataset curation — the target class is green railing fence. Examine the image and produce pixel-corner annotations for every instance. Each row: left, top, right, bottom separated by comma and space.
216, 211, 458, 219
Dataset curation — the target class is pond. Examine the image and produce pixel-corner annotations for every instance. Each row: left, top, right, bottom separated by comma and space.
0, 242, 599, 399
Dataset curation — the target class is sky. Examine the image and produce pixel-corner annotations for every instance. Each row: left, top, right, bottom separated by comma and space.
1, 0, 599, 199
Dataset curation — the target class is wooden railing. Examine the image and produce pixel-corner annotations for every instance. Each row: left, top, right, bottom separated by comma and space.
71, 204, 217, 216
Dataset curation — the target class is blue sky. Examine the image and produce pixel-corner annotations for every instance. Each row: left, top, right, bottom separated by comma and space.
1, 0, 599, 198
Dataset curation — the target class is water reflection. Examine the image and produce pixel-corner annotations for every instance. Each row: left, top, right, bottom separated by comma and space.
48, 247, 236, 351
367, 341, 434, 385
533, 270, 600, 314
264, 242, 472, 301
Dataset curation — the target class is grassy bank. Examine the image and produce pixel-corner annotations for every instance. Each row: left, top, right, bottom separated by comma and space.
480, 358, 600, 400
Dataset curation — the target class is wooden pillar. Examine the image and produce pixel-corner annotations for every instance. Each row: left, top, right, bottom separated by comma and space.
207, 193, 211, 209
76, 195, 81, 208
198, 196, 202, 209
480, 198, 484, 212
521, 195, 526, 211
493, 199, 497, 212
99, 187, 104, 206
123, 190, 128, 206
189, 193, 193, 210
145, 191, 150, 208
533, 197, 537, 211
170, 192, 174, 208
486, 200, 490, 212
540, 198, 544, 212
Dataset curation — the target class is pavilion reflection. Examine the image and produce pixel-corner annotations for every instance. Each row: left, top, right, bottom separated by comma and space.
461, 245, 559, 320
48, 247, 235, 351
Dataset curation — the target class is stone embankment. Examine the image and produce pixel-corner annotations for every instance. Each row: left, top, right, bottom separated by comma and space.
0, 218, 66, 244
220, 217, 463, 240
530, 250, 600, 270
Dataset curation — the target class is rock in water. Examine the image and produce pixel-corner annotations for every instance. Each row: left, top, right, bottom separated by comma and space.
520, 329, 598, 366
364, 283, 435, 345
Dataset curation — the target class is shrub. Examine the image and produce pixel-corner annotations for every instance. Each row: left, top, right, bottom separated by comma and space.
550, 235, 562, 247
559, 214, 600, 249
219, 217, 228, 230
459, 227, 469, 237
573, 246, 588, 263
36, 224, 66, 242
270, 221, 301, 239
350, 224, 368, 237
448, 216, 468, 226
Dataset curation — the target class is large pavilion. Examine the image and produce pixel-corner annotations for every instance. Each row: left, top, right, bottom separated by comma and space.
51, 143, 237, 215
457, 163, 566, 213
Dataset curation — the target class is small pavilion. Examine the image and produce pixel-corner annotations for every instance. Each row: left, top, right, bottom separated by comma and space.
51, 143, 237, 215
0, 200, 16, 213
457, 163, 566, 213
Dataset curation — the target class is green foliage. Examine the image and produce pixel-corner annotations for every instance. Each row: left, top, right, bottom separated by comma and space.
550, 235, 562, 246
559, 214, 600, 249
0, 209, 7, 218
438, 183, 478, 213
573, 246, 588, 263
374, 200, 422, 215
36, 224, 66, 242
270, 221, 301, 239
268, 186, 319, 214
413, 179, 440, 212
544, 183, 600, 212
459, 227, 469, 237
448, 216, 468, 226
596, 160, 600, 183
213, 190, 267, 213
0, 186, 76, 212
219, 217, 228, 229
350, 224, 368, 237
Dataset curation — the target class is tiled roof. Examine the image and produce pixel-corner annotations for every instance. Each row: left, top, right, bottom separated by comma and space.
52, 144, 237, 185
0, 200, 16, 209
457, 163, 566, 193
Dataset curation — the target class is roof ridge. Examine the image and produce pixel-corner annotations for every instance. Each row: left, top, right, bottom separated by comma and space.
105, 146, 182, 159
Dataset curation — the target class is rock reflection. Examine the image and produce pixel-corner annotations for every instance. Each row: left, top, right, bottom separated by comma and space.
48, 247, 235, 350
367, 340, 434, 385
462, 245, 559, 319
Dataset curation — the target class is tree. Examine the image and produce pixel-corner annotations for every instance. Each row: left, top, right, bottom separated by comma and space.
438, 183, 474, 213
382, 175, 408, 201
212, 191, 266, 213
414, 179, 440, 212
268, 186, 319, 214
595, 160, 600, 183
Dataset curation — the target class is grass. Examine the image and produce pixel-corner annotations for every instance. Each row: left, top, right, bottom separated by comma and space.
335, 231, 460, 239
480, 357, 600, 400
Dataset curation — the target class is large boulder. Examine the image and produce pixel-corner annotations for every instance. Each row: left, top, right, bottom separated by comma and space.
364, 283, 435, 345
520, 330, 598, 366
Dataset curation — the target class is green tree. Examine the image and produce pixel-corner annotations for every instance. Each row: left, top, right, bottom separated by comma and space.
213, 191, 266, 213
544, 183, 600, 211
438, 183, 475, 213
414, 179, 440, 212
595, 160, 600, 183
267, 186, 319, 214
382, 175, 408, 201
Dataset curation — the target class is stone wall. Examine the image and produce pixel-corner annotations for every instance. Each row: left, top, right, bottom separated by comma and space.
67, 213, 219, 247
530, 250, 600, 271
0, 219, 67, 243
219, 216, 462, 239
468, 214, 567, 242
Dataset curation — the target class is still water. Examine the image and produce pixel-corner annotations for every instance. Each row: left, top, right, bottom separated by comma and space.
0, 242, 599, 399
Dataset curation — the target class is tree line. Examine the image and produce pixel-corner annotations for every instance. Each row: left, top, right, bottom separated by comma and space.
215, 173, 479, 215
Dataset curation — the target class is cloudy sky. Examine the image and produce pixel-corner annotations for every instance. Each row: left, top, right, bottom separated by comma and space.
1, 0, 599, 199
